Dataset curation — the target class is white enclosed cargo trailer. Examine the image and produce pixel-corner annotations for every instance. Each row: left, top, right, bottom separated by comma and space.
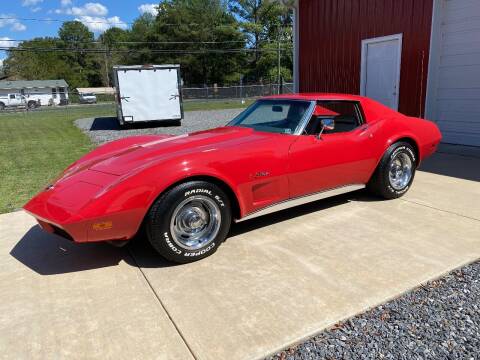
113, 64, 183, 125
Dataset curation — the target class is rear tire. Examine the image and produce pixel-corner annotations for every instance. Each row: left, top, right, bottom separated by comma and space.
146, 181, 231, 263
0, 102, 5, 111
368, 142, 416, 199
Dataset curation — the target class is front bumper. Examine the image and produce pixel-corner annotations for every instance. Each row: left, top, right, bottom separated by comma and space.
24, 170, 143, 243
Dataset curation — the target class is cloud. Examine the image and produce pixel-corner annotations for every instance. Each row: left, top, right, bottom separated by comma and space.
0, 37, 18, 48
22, 0, 43, 6
56, 2, 108, 16
75, 16, 127, 33
0, 15, 27, 32
11, 22, 27, 31
31, 7, 42, 13
138, 3, 159, 16
72, 3, 108, 16
54, 2, 125, 33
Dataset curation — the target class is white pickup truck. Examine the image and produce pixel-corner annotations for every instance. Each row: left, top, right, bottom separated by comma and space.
0, 93, 27, 110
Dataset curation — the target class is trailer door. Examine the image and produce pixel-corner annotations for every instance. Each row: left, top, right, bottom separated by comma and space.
117, 67, 181, 122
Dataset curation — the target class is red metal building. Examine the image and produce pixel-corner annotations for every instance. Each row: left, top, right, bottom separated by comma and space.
291, 0, 480, 146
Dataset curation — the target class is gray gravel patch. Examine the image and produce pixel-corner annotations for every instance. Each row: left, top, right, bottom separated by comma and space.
269, 261, 480, 360
75, 108, 243, 145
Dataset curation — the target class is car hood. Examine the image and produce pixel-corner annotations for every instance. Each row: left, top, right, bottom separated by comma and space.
68, 126, 263, 177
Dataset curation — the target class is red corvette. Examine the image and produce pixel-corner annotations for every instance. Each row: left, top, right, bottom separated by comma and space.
24, 94, 441, 263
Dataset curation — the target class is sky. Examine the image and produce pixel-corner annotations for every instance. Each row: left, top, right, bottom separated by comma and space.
0, 0, 160, 63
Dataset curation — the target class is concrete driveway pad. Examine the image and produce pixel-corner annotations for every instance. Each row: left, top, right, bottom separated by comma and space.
1, 150, 479, 360
0, 212, 193, 360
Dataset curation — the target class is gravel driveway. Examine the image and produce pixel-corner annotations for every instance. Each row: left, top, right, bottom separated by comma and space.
75, 109, 243, 145
270, 261, 480, 360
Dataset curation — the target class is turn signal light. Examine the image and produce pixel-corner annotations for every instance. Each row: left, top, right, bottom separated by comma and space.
92, 221, 113, 231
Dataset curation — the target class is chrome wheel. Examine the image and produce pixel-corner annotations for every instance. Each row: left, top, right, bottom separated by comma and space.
389, 152, 413, 190
170, 195, 221, 250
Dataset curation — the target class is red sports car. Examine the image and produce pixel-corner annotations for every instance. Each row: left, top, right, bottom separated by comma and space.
24, 94, 442, 263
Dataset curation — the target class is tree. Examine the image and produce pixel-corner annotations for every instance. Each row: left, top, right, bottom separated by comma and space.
4, 38, 83, 86
228, 0, 292, 82
58, 21, 101, 87
149, 0, 246, 85
3, 1, 293, 88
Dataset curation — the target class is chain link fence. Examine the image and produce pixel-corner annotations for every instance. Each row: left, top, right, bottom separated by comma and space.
182, 82, 294, 101
0, 82, 294, 115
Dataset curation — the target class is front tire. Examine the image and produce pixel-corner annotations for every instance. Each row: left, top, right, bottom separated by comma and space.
368, 142, 417, 199
146, 181, 231, 263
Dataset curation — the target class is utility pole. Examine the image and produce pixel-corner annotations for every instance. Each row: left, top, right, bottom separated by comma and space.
277, 28, 282, 95
104, 45, 110, 87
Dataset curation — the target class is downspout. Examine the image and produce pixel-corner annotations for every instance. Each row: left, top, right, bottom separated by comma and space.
293, 0, 299, 93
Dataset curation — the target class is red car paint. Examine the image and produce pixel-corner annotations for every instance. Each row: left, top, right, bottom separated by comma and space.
24, 94, 442, 243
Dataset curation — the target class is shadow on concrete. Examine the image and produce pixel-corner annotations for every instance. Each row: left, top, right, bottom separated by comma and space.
9, 190, 380, 274
89, 117, 180, 131
10, 225, 128, 275
229, 189, 374, 238
127, 190, 378, 269
418, 145, 480, 182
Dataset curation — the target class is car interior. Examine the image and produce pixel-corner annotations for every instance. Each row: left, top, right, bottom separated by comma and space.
304, 101, 363, 135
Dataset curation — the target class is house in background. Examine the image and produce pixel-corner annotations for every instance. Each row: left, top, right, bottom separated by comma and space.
0, 79, 69, 107
290, 0, 480, 146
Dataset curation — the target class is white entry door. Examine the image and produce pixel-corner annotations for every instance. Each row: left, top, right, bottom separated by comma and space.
360, 34, 403, 110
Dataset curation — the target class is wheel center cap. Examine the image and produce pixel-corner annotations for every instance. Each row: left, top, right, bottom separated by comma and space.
188, 213, 204, 229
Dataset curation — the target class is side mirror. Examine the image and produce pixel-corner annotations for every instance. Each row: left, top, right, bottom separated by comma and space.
317, 118, 335, 139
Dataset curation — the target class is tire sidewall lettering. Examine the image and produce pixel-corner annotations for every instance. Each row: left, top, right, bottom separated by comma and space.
164, 232, 182, 255
184, 242, 216, 257
390, 145, 416, 163
184, 188, 225, 207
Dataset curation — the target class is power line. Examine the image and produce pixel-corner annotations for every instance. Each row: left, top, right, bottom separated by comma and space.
0, 16, 293, 28
0, 46, 293, 54
0, 16, 134, 26
0, 38, 257, 45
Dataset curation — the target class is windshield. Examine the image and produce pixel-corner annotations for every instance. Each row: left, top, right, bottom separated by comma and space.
228, 99, 312, 134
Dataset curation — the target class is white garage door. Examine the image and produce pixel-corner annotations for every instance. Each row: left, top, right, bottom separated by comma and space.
426, 0, 480, 146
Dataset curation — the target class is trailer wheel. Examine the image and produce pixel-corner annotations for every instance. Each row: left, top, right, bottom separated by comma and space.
27, 101, 37, 110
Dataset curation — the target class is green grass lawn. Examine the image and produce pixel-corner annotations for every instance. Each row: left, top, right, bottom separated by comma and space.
0, 100, 250, 214
183, 99, 253, 111
0, 105, 115, 213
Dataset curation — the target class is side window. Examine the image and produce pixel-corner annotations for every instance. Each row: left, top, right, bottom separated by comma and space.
9, 94, 15, 99
304, 101, 364, 135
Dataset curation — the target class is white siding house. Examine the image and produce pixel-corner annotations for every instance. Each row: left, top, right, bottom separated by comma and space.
0, 79, 69, 107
